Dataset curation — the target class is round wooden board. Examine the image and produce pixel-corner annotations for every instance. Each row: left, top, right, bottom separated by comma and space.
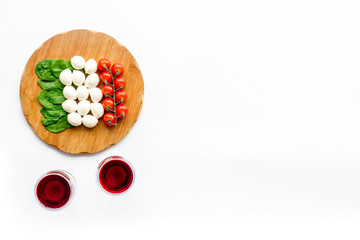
20, 30, 144, 154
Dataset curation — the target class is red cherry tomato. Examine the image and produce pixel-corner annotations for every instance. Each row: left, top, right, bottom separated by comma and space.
114, 77, 126, 90
102, 98, 114, 112
98, 59, 111, 72
102, 85, 114, 98
103, 112, 116, 127
111, 63, 124, 77
100, 71, 113, 84
115, 104, 128, 118
115, 90, 127, 104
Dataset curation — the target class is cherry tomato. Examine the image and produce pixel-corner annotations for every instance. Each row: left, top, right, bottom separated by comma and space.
103, 112, 116, 127
102, 85, 114, 98
114, 77, 126, 90
102, 98, 114, 111
98, 59, 111, 72
115, 90, 127, 104
115, 104, 128, 118
111, 63, 124, 77
100, 71, 113, 84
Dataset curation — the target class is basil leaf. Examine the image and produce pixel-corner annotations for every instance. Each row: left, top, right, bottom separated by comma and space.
35, 59, 57, 81
36, 58, 74, 133
45, 116, 73, 133
57, 115, 73, 128
37, 90, 55, 109
40, 107, 66, 119
38, 79, 64, 90
40, 71, 58, 81
42, 117, 59, 126
45, 124, 66, 133
37, 89, 65, 108
51, 60, 74, 78
46, 89, 66, 104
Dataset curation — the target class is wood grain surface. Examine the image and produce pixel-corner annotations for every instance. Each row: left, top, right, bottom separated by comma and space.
20, 30, 144, 154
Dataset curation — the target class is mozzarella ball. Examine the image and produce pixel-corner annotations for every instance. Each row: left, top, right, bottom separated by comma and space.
71, 56, 85, 69
85, 73, 100, 88
85, 59, 97, 74
62, 100, 77, 113
77, 85, 89, 101
82, 115, 98, 128
63, 86, 77, 100
77, 100, 91, 116
90, 102, 104, 119
67, 112, 82, 127
59, 68, 72, 86
89, 87, 102, 102
72, 70, 85, 86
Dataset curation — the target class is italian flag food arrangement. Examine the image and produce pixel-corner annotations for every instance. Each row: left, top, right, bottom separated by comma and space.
36, 56, 128, 133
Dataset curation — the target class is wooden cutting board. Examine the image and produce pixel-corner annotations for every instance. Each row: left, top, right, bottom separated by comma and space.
20, 29, 144, 154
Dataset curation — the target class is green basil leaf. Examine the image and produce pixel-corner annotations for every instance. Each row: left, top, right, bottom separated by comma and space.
38, 79, 64, 90
36, 59, 74, 133
37, 89, 65, 108
37, 90, 55, 109
45, 124, 66, 133
46, 89, 66, 104
45, 116, 73, 133
57, 115, 73, 128
42, 117, 59, 126
35, 59, 57, 81
51, 60, 74, 78
40, 107, 66, 119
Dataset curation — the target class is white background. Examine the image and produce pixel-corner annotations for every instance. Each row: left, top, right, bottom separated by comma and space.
0, 0, 360, 239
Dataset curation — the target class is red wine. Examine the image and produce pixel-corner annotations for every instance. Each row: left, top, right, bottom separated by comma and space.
36, 172, 72, 209
98, 157, 134, 194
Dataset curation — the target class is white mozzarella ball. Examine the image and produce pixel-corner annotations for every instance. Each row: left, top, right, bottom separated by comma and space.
90, 102, 104, 119
85, 73, 100, 88
82, 115, 98, 128
85, 59, 97, 74
63, 86, 77, 100
67, 112, 82, 126
77, 85, 89, 101
72, 70, 85, 86
89, 87, 103, 102
59, 68, 72, 86
71, 56, 85, 69
62, 100, 77, 113
77, 100, 91, 116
